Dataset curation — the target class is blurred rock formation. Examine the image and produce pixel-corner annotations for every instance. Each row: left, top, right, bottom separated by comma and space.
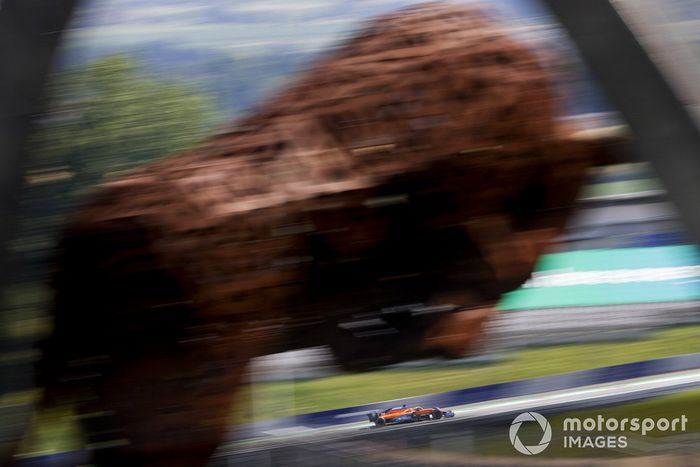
39, 3, 617, 465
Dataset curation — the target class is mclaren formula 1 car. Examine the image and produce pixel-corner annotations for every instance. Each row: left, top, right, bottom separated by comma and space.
367, 404, 455, 426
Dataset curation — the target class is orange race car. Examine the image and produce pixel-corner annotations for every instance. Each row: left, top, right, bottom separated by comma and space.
367, 404, 455, 426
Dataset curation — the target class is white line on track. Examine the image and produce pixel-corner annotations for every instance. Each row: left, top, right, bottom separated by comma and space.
226, 367, 700, 453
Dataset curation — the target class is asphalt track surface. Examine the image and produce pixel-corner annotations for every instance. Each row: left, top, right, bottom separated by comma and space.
17, 166, 699, 466
215, 365, 700, 461
17, 353, 700, 465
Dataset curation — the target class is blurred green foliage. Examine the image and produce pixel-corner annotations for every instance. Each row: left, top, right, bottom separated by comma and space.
1, 54, 221, 461
10, 54, 218, 284
0, 55, 220, 407
30, 54, 217, 187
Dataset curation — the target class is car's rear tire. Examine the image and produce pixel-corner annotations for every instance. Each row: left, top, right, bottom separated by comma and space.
375, 418, 386, 427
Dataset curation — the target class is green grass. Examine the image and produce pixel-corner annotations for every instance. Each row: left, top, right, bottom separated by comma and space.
469, 388, 700, 458
14, 407, 83, 458
245, 325, 700, 421
15, 324, 700, 457
579, 178, 662, 199
550, 388, 700, 438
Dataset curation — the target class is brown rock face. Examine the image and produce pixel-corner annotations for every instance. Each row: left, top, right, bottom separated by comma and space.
40, 3, 600, 464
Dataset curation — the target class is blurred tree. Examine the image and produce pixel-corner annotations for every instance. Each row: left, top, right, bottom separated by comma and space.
30, 54, 217, 189
9, 54, 218, 285
0, 54, 220, 458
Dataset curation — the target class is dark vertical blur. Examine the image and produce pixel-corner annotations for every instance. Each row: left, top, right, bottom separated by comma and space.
0, 0, 78, 463
7, 1, 700, 466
